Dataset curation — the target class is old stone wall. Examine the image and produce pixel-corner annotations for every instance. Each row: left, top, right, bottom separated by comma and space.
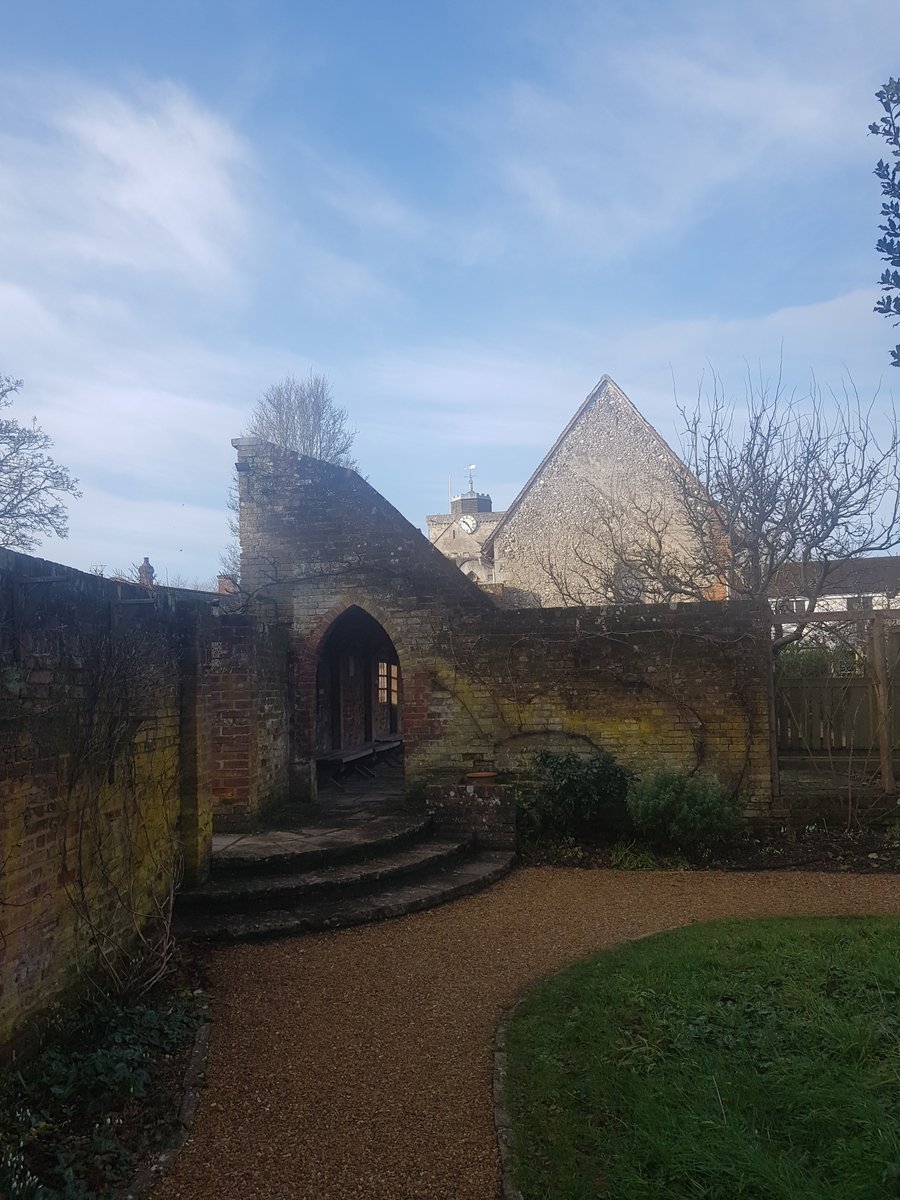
0, 551, 186, 1050
195, 606, 291, 832
233, 437, 495, 803
424, 601, 774, 816
233, 439, 775, 817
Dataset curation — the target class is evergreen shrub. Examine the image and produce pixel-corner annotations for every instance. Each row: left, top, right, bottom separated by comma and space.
626, 771, 739, 853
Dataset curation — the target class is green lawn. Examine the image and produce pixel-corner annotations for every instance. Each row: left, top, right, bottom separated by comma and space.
505, 917, 900, 1200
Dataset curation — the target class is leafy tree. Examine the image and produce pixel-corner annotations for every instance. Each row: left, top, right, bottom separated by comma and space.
246, 371, 357, 467
870, 77, 900, 368
0, 374, 81, 552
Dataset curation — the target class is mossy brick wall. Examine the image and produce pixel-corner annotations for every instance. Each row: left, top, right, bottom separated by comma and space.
233, 440, 776, 818
0, 550, 287, 1053
425, 602, 774, 817
0, 551, 186, 1051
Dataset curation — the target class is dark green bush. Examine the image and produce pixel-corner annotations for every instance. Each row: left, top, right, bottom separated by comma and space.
517, 749, 634, 842
776, 638, 861, 679
626, 771, 740, 853
0, 989, 203, 1199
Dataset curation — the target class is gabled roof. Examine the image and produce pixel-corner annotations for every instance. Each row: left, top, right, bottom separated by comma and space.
481, 374, 687, 557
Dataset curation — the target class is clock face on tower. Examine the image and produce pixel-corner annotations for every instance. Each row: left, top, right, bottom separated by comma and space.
459, 514, 477, 534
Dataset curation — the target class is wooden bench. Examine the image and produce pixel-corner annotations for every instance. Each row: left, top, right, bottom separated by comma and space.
315, 739, 403, 782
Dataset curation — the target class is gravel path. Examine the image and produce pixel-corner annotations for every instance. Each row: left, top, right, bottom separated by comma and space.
153, 868, 899, 1200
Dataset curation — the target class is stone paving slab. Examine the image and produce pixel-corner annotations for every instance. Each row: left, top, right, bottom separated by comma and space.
211, 813, 433, 874
178, 838, 472, 913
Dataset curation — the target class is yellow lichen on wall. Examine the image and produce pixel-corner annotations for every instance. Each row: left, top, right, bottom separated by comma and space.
0, 550, 211, 1055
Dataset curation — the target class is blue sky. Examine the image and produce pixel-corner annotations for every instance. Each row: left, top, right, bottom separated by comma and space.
2, 0, 897, 583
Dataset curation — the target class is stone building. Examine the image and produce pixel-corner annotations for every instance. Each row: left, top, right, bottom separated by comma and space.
430, 375, 718, 607
425, 472, 505, 583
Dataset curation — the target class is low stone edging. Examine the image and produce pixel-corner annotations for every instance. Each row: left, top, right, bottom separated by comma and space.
493, 997, 525, 1200
126, 1011, 211, 1199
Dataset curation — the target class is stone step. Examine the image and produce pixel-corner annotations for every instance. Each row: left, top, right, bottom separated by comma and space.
210, 812, 433, 876
175, 851, 515, 943
177, 837, 472, 914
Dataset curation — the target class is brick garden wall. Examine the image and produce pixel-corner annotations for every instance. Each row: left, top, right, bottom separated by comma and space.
0, 549, 289, 1053
424, 601, 774, 817
233, 439, 775, 819
0, 442, 779, 1052
196, 606, 291, 832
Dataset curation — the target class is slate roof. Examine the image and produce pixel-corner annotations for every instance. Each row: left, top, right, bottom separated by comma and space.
774, 557, 900, 598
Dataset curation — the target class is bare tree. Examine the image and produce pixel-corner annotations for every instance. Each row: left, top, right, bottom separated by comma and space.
682, 371, 900, 642
539, 474, 722, 607
541, 368, 900, 648
0, 374, 81, 552
220, 371, 357, 584
246, 371, 357, 468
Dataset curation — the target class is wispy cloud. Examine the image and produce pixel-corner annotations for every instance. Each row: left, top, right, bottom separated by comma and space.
291, 141, 428, 239
354, 287, 893, 468
446, 2, 893, 262
0, 3, 894, 573
0, 77, 252, 290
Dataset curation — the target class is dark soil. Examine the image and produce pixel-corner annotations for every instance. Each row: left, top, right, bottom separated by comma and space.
523, 823, 900, 873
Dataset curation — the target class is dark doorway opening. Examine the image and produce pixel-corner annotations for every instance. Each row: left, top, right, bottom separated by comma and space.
314, 607, 403, 793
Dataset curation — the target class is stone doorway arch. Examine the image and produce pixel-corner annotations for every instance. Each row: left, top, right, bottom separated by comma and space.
311, 606, 404, 797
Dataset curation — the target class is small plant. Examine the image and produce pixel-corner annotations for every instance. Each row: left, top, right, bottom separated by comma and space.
554, 836, 586, 865
626, 771, 739, 854
609, 841, 657, 870
517, 749, 634, 843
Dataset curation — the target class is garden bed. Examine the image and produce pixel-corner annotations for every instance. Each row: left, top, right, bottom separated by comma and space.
0, 957, 206, 1199
522, 822, 900, 873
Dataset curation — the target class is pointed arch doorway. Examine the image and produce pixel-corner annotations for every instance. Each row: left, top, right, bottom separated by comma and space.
313, 606, 403, 799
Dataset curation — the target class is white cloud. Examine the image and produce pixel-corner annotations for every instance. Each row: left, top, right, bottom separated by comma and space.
575, 287, 897, 450
353, 286, 896, 466
354, 346, 591, 448
0, 77, 252, 291
274, 225, 402, 310
292, 141, 428, 239
62, 487, 231, 586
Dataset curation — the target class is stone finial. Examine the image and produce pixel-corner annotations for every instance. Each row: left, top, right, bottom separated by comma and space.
138, 556, 155, 587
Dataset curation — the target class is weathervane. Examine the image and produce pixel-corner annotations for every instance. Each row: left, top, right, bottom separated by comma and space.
465, 463, 476, 492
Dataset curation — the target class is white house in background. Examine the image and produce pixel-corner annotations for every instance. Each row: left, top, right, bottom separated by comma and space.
773, 557, 900, 616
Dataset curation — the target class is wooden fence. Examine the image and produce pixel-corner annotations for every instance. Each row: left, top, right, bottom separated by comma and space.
774, 612, 899, 798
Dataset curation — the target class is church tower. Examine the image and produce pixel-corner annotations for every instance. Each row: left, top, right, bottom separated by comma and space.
426, 467, 505, 582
